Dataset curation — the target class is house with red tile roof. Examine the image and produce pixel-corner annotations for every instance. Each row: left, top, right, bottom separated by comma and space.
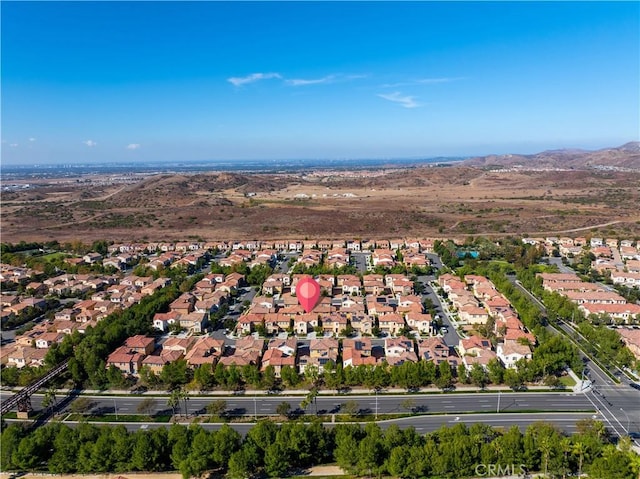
184, 336, 225, 367
350, 314, 374, 335
384, 336, 418, 366
106, 346, 145, 375
618, 328, 640, 360
343, 338, 380, 367
578, 303, 640, 323
497, 342, 532, 368
405, 312, 433, 334
34, 332, 65, 349
261, 338, 297, 377
219, 337, 264, 367
417, 337, 457, 366
462, 348, 498, 370
321, 313, 348, 336
141, 350, 184, 374
124, 335, 155, 355
459, 335, 492, 356
378, 313, 406, 336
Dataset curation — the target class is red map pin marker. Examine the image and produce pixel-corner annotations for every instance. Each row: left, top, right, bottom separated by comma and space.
297, 276, 321, 313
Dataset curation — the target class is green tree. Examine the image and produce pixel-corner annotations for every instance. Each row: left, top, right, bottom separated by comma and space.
42, 385, 58, 414
435, 361, 453, 389
487, 358, 505, 384
167, 388, 185, 416
281, 365, 300, 388
228, 444, 260, 479
212, 425, 241, 467
265, 441, 289, 477
470, 363, 488, 389
276, 401, 292, 418
70, 397, 93, 415
136, 397, 157, 417
206, 399, 227, 418
0, 424, 24, 470
262, 365, 276, 391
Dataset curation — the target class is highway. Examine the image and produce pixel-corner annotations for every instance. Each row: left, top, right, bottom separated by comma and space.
11, 390, 596, 418
25, 412, 599, 435
508, 275, 640, 440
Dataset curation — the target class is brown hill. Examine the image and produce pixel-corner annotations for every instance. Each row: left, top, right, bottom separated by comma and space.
464, 142, 640, 169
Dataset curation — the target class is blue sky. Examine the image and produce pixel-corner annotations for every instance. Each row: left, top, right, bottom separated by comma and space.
2, 1, 639, 165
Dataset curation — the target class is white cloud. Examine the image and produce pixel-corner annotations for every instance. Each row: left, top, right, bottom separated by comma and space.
10, 143, 18, 147
285, 75, 336, 86
126, 143, 141, 150
381, 77, 463, 88
83, 140, 97, 147
227, 72, 282, 87
29, 137, 36, 142
377, 91, 420, 109
285, 73, 368, 87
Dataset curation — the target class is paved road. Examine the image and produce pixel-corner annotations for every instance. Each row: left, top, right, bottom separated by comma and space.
35, 412, 598, 435
10, 391, 596, 419
508, 274, 640, 441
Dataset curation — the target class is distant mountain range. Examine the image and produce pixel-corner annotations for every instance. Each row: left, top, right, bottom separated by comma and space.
463, 141, 640, 169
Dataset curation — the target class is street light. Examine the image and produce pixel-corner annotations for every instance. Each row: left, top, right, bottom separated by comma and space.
184, 397, 190, 418
253, 395, 257, 420
497, 391, 501, 413
113, 398, 118, 420
620, 408, 630, 434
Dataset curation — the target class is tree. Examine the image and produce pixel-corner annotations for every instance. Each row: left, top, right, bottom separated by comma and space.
342, 400, 360, 418
401, 398, 416, 413
70, 397, 93, 415
261, 365, 277, 390
1, 425, 24, 471
572, 440, 588, 478
276, 401, 292, 418
280, 365, 300, 388
42, 385, 58, 414
470, 363, 488, 389
136, 398, 157, 417
264, 441, 289, 477
435, 361, 453, 389
228, 444, 260, 479
211, 424, 241, 467
504, 368, 523, 390
207, 399, 227, 418
192, 363, 214, 390
588, 445, 635, 479
167, 388, 185, 416
487, 358, 505, 385
457, 363, 469, 384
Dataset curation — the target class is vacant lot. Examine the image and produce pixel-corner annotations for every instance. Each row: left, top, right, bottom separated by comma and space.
2, 167, 639, 243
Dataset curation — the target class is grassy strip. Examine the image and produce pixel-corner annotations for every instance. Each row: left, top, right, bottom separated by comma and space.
56, 408, 597, 425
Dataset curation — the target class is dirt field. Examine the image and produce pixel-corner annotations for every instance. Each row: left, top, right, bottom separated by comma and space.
2, 166, 639, 243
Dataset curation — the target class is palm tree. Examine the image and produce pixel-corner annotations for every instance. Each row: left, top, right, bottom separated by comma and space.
559, 437, 572, 479
167, 388, 182, 416
538, 436, 553, 477
572, 441, 586, 477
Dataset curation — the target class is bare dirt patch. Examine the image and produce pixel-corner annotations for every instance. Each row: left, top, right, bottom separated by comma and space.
2, 167, 639, 243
